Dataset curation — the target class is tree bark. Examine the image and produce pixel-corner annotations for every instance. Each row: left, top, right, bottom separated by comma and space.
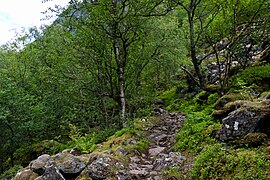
188, 1, 205, 89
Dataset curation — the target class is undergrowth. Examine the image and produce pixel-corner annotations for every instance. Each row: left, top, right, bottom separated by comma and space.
160, 87, 270, 179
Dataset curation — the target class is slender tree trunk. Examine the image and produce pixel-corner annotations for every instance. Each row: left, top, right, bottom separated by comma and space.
113, 40, 126, 128
112, 0, 126, 128
119, 66, 126, 125
188, 6, 205, 89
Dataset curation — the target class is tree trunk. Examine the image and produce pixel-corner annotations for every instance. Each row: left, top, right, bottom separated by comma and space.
188, 7, 205, 89
113, 40, 126, 128
119, 66, 126, 125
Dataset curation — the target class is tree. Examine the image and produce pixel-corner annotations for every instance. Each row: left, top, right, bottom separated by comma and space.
172, 0, 269, 93
58, 0, 171, 127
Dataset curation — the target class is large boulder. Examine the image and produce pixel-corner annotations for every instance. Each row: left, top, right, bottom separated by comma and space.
218, 98, 270, 142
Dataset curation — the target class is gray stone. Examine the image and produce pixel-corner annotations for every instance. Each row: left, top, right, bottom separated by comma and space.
30, 154, 53, 175
116, 147, 129, 156
153, 152, 186, 171
87, 155, 112, 179
58, 156, 86, 176
36, 164, 65, 180
116, 170, 132, 180
148, 147, 165, 156
219, 108, 270, 141
129, 169, 148, 176
130, 156, 141, 163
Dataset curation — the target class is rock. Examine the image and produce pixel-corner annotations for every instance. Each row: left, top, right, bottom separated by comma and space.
232, 132, 268, 147
116, 170, 132, 180
129, 139, 138, 145
70, 148, 82, 156
219, 107, 270, 141
116, 147, 129, 156
129, 169, 148, 178
14, 169, 39, 180
58, 156, 86, 179
30, 154, 53, 175
148, 147, 166, 156
130, 156, 141, 163
84, 154, 119, 179
35, 164, 65, 180
153, 152, 186, 171
150, 171, 157, 175
155, 134, 167, 144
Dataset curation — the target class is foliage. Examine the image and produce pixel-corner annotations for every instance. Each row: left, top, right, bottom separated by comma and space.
174, 112, 221, 153
162, 88, 221, 153
233, 65, 270, 86
0, 0, 269, 176
0, 165, 22, 180
191, 144, 270, 179
67, 126, 116, 153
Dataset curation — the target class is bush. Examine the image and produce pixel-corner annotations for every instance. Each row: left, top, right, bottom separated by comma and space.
67, 127, 116, 153
174, 112, 221, 153
232, 65, 270, 86
0, 165, 22, 179
191, 144, 270, 179
173, 91, 221, 153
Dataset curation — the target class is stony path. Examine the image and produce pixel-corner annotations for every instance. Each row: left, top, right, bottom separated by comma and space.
15, 107, 187, 180
123, 108, 186, 179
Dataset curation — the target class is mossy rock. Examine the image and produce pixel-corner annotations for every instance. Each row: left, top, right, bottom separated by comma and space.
260, 91, 270, 100
232, 133, 268, 148
212, 100, 247, 119
214, 93, 252, 110
203, 124, 222, 138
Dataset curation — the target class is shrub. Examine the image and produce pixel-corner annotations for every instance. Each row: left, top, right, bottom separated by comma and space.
174, 113, 221, 153
191, 144, 270, 179
0, 165, 22, 179
231, 65, 270, 89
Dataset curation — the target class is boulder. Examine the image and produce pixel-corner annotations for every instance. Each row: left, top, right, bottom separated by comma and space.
30, 154, 53, 175
218, 99, 270, 142
233, 133, 268, 147
14, 169, 39, 180
58, 156, 86, 179
35, 164, 65, 180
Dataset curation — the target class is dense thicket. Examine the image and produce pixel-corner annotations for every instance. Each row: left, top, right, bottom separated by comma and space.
0, 0, 269, 175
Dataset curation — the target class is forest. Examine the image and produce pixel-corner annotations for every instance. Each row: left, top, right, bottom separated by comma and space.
0, 0, 269, 179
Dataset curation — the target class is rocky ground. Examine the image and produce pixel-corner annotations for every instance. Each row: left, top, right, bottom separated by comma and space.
119, 108, 186, 179
15, 107, 187, 180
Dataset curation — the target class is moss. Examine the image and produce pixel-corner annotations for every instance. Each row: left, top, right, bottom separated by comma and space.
174, 111, 220, 153
214, 93, 251, 110
232, 133, 268, 148
159, 88, 178, 107
235, 65, 270, 85
212, 100, 246, 119
13, 140, 65, 167
190, 144, 270, 179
